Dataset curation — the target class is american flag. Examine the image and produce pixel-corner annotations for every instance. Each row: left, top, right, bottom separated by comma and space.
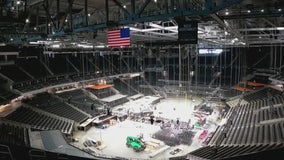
107, 28, 130, 48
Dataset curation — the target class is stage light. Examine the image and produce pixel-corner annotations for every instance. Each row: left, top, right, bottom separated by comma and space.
261, 9, 264, 12
278, 9, 282, 12
247, 10, 251, 13
225, 10, 229, 15
88, 13, 91, 17
25, 18, 29, 23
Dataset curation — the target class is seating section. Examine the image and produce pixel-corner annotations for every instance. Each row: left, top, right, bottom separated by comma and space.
243, 87, 282, 102
56, 89, 85, 99
26, 93, 89, 123
86, 88, 115, 99
0, 123, 30, 146
188, 143, 283, 160
57, 89, 104, 116
5, 107, 73, 134
0, 65, 30, 82
16, 58, 50, 78
209, 90, 284, 147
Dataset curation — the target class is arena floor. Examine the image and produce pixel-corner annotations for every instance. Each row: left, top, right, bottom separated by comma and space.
71, 97, 222, 160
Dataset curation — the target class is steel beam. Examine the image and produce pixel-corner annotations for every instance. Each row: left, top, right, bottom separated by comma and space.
23, 0, 244, 42
210, 13, 245, 43
137, 0, 151, 16
237, 27, 284, 31
59, 0, 75, 32
221, 11, 284, 20
112, 0, 130, 15
42, 3, 58, 31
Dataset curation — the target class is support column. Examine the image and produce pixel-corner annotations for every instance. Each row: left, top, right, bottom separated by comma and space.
85, 0, 88, 26
36, 7, 39, 30
45, 0, 49, 34
105, 0, 109, 22
131, 0, 135, 14
69, 0, 73, 31
179, 44, 182, 94
57, 0, 60, 29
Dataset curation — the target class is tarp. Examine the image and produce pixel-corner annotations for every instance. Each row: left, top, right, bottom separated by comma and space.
87, 84, 113, 90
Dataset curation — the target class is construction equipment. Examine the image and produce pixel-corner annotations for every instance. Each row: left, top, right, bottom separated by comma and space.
126, 136, 146, 152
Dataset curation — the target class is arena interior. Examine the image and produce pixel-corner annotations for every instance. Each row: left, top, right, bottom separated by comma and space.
0, 0, 284, 160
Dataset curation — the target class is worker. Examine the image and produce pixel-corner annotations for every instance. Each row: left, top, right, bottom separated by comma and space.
150, 117, 154, 125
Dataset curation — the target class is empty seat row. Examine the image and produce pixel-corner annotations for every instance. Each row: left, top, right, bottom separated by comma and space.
35, 100, 89, 123
4, 107, 74, 134
25, 94, 90, 123
0, 123, 30, 146
86, 88, 116, 99
188, 143, 282, 160
243, 87, 282, 103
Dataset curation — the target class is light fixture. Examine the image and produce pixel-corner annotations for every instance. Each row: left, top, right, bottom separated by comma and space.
247, 10, 251, 13
25, 18, 29, 23
88, 13, 91, 17
259, 36, 262, 39
65, 19, 68, 22
199, 49, 223, 55
123, 5, 126, 8
278, 9, 282, 12
48, 23, 51, 27
154, 0, 157, 3
225, 11, 229, 15
276, 27, 284, 30
51, 44, 60, 48
16, 1, 21, 5
10, 38, 14, 41
225, 31, 228, 35
261, 9, 264, 12
34, 27, 37, 30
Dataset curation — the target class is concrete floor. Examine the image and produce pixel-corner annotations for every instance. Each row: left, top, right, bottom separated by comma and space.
71, 97, 222, 160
